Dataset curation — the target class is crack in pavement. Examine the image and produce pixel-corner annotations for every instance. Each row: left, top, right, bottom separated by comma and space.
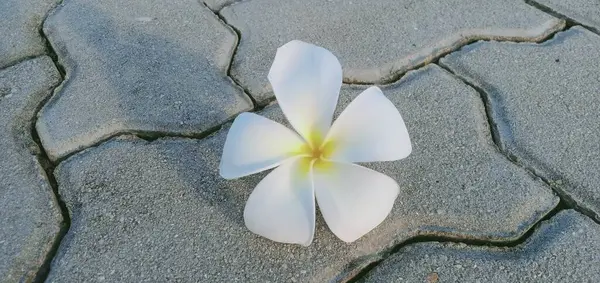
200, 0, 261, 108
342, 199, 569, 283
366, 19, 567, 85
28, 2, 70, 282
30, 98, 69, 283
525, 0, 600, 35
51, 126, 227, 165
0, 55, 50, 72
205, 0, 248, 13
434, 25, 600, 227
437, 62, 600, 226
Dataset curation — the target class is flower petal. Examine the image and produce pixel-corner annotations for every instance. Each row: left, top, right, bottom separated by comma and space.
268, 40, 342, 146
313, 161, 399, 243
244, 157, 315, 246
324, 86, 411, 163
220, 112, 306, 179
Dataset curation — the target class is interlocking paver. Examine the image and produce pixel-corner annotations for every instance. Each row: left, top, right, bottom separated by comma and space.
360, 210, 600, 282
48, 65, 557, 282
441, 27, 600, 220
36, 0, 253, 162
221, 0, 565, 103
0, 57, 63, 282
0, 0, 60, 68
533, 0, 600, 32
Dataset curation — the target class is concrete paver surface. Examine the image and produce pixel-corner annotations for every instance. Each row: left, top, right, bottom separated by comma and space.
1, 0, 599, 282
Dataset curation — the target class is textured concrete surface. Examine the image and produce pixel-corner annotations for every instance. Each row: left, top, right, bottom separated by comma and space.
0, 57, 63, 282
441, 27, 600, 221
204, 0, 238, 11
48, 65, 557, 282
3, 0, 600, 281
360, 210, 600, 282
0, 0, 60, 68
533, 0, 600, 32
221, 0, 564, 102
37, 0, 253, 162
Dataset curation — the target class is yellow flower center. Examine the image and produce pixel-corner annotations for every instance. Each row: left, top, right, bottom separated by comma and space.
300, 128, 334, 160
310, 145, 324, 160
295, 129, 337, 175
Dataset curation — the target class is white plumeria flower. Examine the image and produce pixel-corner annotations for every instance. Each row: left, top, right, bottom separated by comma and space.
219, 40, 412, 246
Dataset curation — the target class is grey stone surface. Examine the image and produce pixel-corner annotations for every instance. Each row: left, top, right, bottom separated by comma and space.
533, 0, 600, 32
0, 0, 60, 68
48, 65, 557, 282
441, 27, 600, 221
0, 57, 63, 282
204, 0, 239, 11
37, 0, 253, 162
221, 0, 565, 103
360, 210, 600, 283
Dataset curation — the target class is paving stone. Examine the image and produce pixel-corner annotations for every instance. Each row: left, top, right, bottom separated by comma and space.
37, 0, 253, 162
0, 57, 63, 281
533, 0, 600, 32
360, 210, 600, 282
0, 0, 60, 68
221, 0, 565, 103
441, 27, 600, 221
48, 65, 557, 282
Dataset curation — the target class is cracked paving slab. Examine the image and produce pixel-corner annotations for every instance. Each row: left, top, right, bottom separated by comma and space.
532, 0, 600, 32
360, 210, 600, 282
47, 65, 557, 282
0, 0, 60, 68
0, 57, 63, 282
441, 27, 600, 221
37, 0, 253, 162
221, 0, 565, 103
